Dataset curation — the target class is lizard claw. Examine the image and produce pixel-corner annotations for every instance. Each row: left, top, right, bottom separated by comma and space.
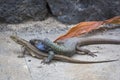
87, 52, 97, 57
76, 50, 97, 57
76, 48, 97, 57
41, 58, 51, 64
87, 51, 99, 57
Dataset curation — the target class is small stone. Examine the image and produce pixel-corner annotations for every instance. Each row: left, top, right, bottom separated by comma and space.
28, 60, 31, 62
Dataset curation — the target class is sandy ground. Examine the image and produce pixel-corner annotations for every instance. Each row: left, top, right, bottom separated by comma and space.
0, 17, 120, 80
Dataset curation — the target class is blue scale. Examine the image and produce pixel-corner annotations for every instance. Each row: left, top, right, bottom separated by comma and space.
35, 42, 48, 52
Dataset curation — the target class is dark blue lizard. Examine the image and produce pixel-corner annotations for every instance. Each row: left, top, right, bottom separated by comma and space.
29, 39, 55, 63
29, 39, 49, 52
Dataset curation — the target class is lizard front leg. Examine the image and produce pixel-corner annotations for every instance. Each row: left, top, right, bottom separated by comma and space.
41, 51, 55, 64
18, 46, 37, 58
17, 46, 27, 58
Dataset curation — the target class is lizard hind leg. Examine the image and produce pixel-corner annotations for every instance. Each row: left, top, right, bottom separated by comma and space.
76, 46, 97, 57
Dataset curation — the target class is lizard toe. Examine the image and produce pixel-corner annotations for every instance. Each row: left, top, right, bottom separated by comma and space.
87, 52, 97, 57
41, 58, 51, 64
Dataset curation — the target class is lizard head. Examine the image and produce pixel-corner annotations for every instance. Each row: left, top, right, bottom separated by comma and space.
10, 35, 24, 45
29, 39, 50, 52
29, 39, 43, 45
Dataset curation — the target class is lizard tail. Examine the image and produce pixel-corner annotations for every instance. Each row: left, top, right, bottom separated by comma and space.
54, 55, 119, 64
77, 38, 120, 46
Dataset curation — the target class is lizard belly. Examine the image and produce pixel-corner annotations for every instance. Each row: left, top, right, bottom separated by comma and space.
56, 38, 78, 57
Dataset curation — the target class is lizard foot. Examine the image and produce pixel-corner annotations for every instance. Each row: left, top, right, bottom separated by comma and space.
17, 46, 27, 58
76, 47, 97, 57
18, 48, 26, 58
87, 52, 97, 57
41, 58, 51, 64
76, 51, 97, 57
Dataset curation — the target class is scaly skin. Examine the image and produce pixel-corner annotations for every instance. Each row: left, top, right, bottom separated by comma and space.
31, 37, 120, 62
43, 38, 120, 57
43, 38, 76, 57
10, 35, 119, 64
77, 38, 120, 46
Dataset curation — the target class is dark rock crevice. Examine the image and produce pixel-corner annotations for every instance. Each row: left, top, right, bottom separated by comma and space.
46, 0, 120, 24
0, 0, 119, 24
0, 0, 49, 24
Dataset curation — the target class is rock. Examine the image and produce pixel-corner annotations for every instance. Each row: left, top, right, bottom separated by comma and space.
0, 0, 48, 23
47, 0, 120, 24
0, 0, 119, 24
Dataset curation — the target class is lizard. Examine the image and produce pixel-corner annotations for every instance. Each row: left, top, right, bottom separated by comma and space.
29, 37, 120, 63
10, 35, 119, 64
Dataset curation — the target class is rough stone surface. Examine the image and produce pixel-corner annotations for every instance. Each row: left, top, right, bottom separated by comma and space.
0, 35, 32, 80
0, 0, 48, 23
0, 0, 120, 24
0, 17, 120, 80
47, 0, 120, 24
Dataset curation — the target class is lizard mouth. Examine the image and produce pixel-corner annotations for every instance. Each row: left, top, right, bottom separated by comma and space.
10, 35, 22, 44
10, 36, 17, 41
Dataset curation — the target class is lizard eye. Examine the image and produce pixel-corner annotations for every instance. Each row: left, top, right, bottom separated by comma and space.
16, 41, 22, 45
29, 40, 36, 45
